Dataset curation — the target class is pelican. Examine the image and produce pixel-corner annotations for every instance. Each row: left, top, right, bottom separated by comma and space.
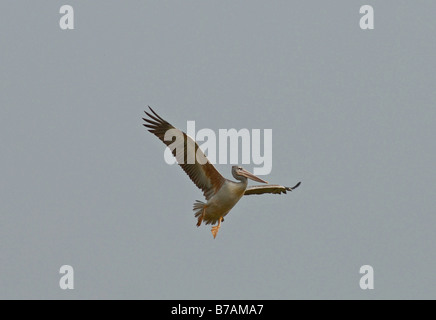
143, 107, 301, 238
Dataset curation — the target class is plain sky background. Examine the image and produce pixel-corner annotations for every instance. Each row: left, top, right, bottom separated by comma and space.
1, 1, 435, 299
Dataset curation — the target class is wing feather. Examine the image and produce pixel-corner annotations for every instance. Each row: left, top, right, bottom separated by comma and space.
244, 182, 301, 195
143, 107, 225, 200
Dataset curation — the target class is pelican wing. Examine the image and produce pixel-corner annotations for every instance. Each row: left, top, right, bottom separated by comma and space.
244, 182, 301, 195
143, 107, 225, 200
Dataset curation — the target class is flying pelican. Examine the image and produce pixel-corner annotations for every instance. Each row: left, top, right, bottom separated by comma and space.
143, 107, 301, 238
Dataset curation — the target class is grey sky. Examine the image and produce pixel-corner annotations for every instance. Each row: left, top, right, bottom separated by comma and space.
1, 1, 435, 299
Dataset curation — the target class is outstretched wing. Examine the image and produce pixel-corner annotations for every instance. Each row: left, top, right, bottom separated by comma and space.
244, 182, 301, 195
143, 106, 225, 200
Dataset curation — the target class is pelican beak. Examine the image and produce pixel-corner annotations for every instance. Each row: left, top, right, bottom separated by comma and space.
240, 168, 268, 184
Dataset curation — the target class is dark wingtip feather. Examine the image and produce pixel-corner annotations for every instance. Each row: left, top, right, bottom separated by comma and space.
144, 110, 155, 120
147, 106, 165, 122
145, 110, 165, 124
291, 181, 301, 190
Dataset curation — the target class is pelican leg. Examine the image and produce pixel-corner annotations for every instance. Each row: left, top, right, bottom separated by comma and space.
211, 217, 223, 239
196, 206, 206, 227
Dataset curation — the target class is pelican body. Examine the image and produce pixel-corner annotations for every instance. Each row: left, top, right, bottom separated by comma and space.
143, 107, 300, 238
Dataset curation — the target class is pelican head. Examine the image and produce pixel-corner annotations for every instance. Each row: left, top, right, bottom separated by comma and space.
231, 166, 268, 184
